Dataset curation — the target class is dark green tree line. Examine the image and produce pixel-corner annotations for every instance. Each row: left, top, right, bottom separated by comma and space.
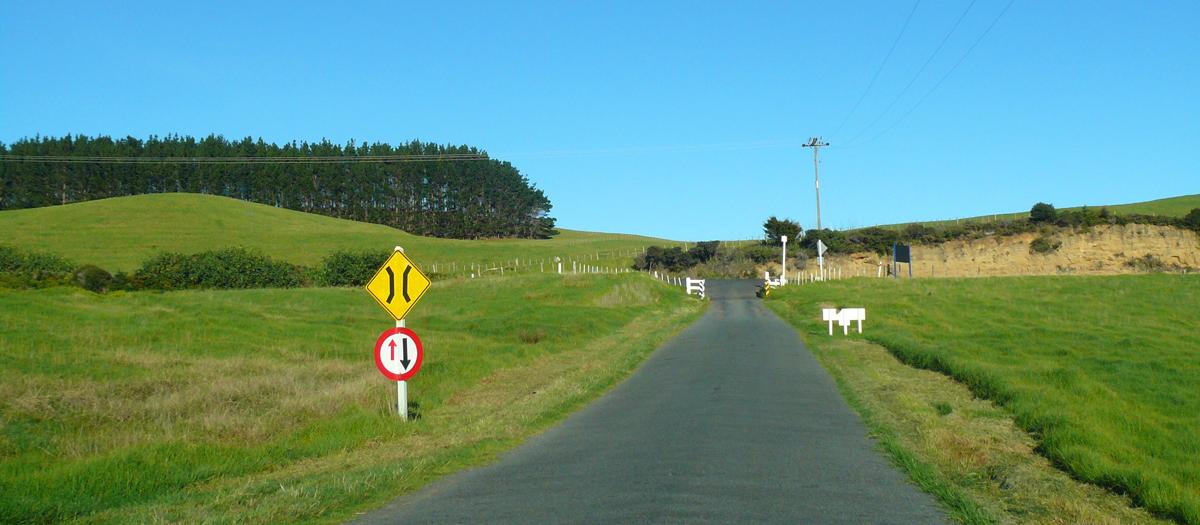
0, 134, 557, 239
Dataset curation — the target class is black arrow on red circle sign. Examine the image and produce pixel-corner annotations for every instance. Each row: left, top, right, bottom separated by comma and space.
387, 338, 412, 369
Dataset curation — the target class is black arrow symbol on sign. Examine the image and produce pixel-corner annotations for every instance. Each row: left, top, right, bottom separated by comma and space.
399, 338, 411, 369
385, 267, 395, 303
402, 265, 412, 302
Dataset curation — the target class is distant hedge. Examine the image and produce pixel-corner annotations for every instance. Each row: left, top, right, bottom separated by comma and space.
318, 249, 391, 287
0, 245, 443, 292
132, 248, 306, 290
0, 245, 75, 276
0, 245, 77, 288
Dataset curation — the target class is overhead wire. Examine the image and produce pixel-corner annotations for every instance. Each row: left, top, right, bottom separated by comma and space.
859, 0, 1016, 145
841, 0, 979, 146
828, 0, 922, 140
495, 139, 801, 160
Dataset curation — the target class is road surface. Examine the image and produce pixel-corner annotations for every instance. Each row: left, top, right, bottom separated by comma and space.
358, 280, 946, 524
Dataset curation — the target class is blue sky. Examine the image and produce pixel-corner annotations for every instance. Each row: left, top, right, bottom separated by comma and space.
2, 1, 1197, 240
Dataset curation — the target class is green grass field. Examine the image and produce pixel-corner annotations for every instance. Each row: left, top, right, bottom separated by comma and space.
768, 275, 1200, 524
0, 193, 680, 272
879, 193, 1200, 229
0, 273, 704, 524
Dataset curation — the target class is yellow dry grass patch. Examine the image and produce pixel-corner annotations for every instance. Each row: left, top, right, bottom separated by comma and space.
594, 281, 658, 307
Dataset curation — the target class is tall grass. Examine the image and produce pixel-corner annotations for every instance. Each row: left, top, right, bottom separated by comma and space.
770, 275, 1200, 524
0, 273, 704, 524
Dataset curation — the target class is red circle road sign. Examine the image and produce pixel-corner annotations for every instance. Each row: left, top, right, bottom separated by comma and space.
373, 327, 424, 381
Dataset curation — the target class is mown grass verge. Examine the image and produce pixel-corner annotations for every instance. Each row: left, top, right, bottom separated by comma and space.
768, 274, 1198, 524
0, 273, 705, 524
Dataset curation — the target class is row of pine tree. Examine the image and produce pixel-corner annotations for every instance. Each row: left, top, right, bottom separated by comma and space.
0, 134, 557, 239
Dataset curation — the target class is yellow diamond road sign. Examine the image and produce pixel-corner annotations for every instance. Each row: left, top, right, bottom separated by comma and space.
365, 249, 431, 320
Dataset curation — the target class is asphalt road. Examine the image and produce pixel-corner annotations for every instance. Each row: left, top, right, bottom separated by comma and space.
358, 280, 946, 524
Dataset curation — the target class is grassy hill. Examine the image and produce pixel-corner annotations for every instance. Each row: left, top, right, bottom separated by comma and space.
880, 193, 1200, 229
769, 275, 1200, 524
0, 193, 679, 272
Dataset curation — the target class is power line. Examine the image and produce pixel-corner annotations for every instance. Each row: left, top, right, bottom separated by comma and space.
495, 139, 801, 160
861, 0, 1016, 144
842, 0, 978, 146
829, 0, 922, 139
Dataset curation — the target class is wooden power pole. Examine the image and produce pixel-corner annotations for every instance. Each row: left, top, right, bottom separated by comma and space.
802, 137, 830, 231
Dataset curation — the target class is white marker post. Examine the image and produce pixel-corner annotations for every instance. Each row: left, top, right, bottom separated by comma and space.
780, 235, 788, 286
817, 239, 827, 281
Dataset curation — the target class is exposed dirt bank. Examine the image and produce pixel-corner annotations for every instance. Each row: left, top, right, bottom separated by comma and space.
766, 225, 1199, 279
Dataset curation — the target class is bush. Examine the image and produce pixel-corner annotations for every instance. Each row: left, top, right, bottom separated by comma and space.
319, 249, 391, 286
1030, 202, 1057, 223
798, 229, 849, 256
1029, 234, 1061, 254
737, 244, 780, 264
632, 242, 722, 272
845, 227, 900, 255
1056, 206, 1104, 229
134, 248, 306, 290
1184, 208, 1200, 232
1124, 254, 1169, 273
73, 265, 113, 293
0, 245, 75, 276
902, 223, 938, 244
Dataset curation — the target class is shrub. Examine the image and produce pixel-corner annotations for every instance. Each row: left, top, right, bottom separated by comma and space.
1030, 234, 1061, 254
0, 245, 75, 276
633, 242, 722, 272
902, 223, 938, 244
1124, 254, 1169, 273
845, 227, 900, 255
319, 249, 391, 287
1057, 206, 1103, 229
1030, 202, 1057, 223
134, 248, 305, 290
1184, 208, 1200, 232
73, 265, 113, 293
737, 244, 780, 264
798, 228, 849, 256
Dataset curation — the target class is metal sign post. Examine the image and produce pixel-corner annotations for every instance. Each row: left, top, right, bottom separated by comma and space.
396, 318, 407, 419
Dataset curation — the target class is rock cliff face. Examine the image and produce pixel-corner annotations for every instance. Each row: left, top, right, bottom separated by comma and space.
784, 225, 1199, 279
